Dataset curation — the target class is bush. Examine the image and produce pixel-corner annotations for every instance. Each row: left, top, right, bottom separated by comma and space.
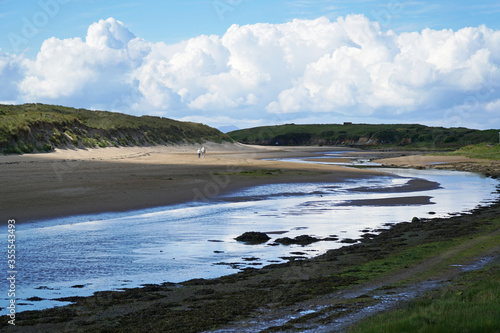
81, 137, 97, 147
2, 145, 22, 155
19, 143, 34, 153
37, 144, 53, 152
50, 128, 64, 145
65, 130, 78, 145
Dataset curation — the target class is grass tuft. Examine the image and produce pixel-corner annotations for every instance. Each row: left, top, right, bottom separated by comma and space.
349, 263, 500, 332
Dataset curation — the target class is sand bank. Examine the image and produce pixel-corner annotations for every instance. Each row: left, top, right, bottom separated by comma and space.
1, 143, 385, 224
373, 153, 500, 179
373, 154, 484, 167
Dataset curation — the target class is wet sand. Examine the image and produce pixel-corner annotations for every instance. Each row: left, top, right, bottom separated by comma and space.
373, 154, 485, 167
2, 144, 476, 225
303, 157, 355, 163
337, 195, 434, 207
1, 143, 386, 224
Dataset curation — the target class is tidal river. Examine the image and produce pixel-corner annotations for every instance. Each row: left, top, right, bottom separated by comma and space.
1, 158, 499, 312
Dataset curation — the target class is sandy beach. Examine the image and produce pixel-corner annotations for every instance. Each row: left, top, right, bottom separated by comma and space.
1, 143, 387, 225
4, 144, 499, 225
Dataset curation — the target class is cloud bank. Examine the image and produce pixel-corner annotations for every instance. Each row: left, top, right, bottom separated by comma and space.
2, 16, 500, 128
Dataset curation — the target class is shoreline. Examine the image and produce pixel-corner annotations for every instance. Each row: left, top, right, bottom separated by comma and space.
4, 173, 500, 332
1, 144, 386, 224
1, 145, 500, 331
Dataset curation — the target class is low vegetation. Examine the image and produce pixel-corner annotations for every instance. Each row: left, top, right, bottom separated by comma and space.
228, 123, 499, 149
439, 142, 500, 160
351, 262, 500, 332
0, 103, 232, 154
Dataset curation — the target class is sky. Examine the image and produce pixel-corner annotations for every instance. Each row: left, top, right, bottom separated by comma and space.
1, 0, 500, 130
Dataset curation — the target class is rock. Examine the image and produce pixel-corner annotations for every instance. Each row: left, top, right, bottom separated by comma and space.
360, 233, 377, 239
294, 235, 320, 245
275, 235, 320, 245
274, 237, 294, 245
235, 232, 270, 244
242, 257, 260, 261
340, 238, 358, 244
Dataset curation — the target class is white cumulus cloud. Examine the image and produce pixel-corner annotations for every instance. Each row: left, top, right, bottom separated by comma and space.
18, 18, 151, 110
2, 15, 500, 128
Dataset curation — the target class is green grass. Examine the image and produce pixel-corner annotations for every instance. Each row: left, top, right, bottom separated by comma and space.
349, 263, 500, 333
439, 143, 500, 160
0, 103, 231, 154
340, 240, 458, 283
228, 123, 499, 149
348, 217, 500, 332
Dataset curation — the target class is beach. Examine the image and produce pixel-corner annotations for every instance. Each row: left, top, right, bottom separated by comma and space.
1, 143, 389, 224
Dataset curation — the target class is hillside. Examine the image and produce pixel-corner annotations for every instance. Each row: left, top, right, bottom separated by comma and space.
228, 123, 499, 149
0, 104, 232, 154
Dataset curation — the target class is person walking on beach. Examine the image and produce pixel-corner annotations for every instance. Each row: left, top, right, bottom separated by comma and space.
197, 148, 201, 158
201, 146, 206, 158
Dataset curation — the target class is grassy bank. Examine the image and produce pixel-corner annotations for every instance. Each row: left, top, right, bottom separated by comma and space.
267, 206, 500, 332
351, 260, 500, 332
0, 103, 231, 154
439, 143, 500, 160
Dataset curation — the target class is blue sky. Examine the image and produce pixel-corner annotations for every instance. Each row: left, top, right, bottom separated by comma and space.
1, 0, 500, 129
2, 0, 500, 56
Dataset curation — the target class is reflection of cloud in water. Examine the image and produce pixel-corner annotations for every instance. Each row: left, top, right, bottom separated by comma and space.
1, 168, 498, 313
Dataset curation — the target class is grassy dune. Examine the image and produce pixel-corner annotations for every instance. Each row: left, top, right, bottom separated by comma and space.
0, 103, 231, 154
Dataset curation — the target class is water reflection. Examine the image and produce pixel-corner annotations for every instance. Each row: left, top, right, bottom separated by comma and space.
1, 168, 498, 312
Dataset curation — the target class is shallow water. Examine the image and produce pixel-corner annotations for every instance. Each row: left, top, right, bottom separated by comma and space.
1, 166, 498, 312
264, 150, 382, 166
